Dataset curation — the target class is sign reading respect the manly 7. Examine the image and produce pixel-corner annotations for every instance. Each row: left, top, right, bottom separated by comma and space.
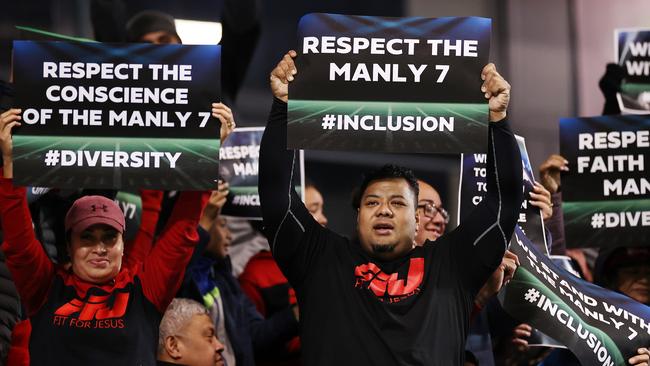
288, 13, 491, 153
12, 40, 221, 190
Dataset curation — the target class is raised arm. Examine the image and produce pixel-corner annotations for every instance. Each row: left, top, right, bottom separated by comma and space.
139, 190, 209, 312
123, 189, 163, 269
0, 108, 54, 315
259, 51, 323, 285
539, 154, 569, 255
248, 294, 299, 355
221, 0, 260, 103
449, 64, 523, 294
138, 100, 237, 311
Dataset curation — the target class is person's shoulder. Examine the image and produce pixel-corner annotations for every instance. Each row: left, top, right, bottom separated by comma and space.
420, 234, 455, 256
241, 251, 278, 276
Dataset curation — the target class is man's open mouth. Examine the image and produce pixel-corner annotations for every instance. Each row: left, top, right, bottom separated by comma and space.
373, 223, 394, 235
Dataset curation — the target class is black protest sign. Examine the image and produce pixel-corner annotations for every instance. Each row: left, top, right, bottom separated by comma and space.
12, 40, 221, 190
502, 226, 650, 366
26, 186, 52, 204
615, 28, 650, 114
458, 135, 548, 253
559, 115, 650, 248
526, 255, 582, 349
219, 127, 304, 219
288, 13, 491, 153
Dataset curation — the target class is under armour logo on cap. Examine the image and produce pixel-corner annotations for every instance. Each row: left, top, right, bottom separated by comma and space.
65, 195, 125, 235
91, 204, 109, 213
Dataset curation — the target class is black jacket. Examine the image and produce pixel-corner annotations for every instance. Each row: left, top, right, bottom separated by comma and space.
176, 227, 299, 366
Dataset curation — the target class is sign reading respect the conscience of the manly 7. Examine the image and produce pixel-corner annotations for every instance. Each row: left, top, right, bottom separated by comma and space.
288, 13, 491, 153
560, 114, 650, 248
12, 40, 221, 190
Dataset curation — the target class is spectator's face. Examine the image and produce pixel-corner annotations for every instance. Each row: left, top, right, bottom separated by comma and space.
139, 31, 181, 44
305, 186, 328, 227
175, 314, 225, 366
69, 224, 124, 284
357, 178, 418, 260
415, 181, 446, 245
616, 264, 650, 305
206, 217, 232, 260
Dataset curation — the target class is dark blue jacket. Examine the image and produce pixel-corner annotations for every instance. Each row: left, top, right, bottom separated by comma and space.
177, 227, 299, 366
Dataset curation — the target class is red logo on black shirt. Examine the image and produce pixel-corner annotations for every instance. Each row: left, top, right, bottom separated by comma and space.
52, 292, 128, 329
354, 258, 424, 303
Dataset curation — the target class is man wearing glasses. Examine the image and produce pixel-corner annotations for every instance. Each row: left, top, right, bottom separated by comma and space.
414, 180, 449, 245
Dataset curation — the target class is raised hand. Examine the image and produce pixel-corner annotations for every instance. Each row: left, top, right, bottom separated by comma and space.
199, 181, 230, 231
270, 50, 298, 103
475, 250, 519, 307
481, 63, 511, 122
0, 108, 22, 178
539, 154, 569, 194
529, 182, 553, 220
211, 103, 236, 142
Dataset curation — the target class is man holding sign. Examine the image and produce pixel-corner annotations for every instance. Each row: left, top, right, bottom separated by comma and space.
0, 48, 234, 366
259, 49, 521, 365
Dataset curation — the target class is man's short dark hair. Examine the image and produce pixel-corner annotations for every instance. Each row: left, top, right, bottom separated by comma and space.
352, 164, 419, 209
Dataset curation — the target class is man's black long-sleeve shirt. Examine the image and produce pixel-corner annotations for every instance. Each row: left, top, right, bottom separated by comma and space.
259, 98, 522, 365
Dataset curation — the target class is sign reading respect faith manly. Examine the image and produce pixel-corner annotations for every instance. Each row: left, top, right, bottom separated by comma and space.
288, 13, 491, 154
12, 40, 221, 190
560, 114, 650, 249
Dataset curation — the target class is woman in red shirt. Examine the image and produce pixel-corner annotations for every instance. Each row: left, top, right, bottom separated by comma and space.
0, 106, 232, 365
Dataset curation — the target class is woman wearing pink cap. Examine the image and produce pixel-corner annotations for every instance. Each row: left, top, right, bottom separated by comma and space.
0, 108, 224, 365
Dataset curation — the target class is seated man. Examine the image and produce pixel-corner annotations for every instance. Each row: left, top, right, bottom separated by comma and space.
158, 298, 225, 366
259, 50, 523, 365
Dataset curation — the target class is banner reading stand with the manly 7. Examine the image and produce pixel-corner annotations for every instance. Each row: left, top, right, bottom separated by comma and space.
501, 227, 650, 366
12, 40, 221, 190
458, 135, 549, 253
219, 127, 305, 219
288, 13, 491, 153
559, 115, 650, 249
615, 28, 650, 114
